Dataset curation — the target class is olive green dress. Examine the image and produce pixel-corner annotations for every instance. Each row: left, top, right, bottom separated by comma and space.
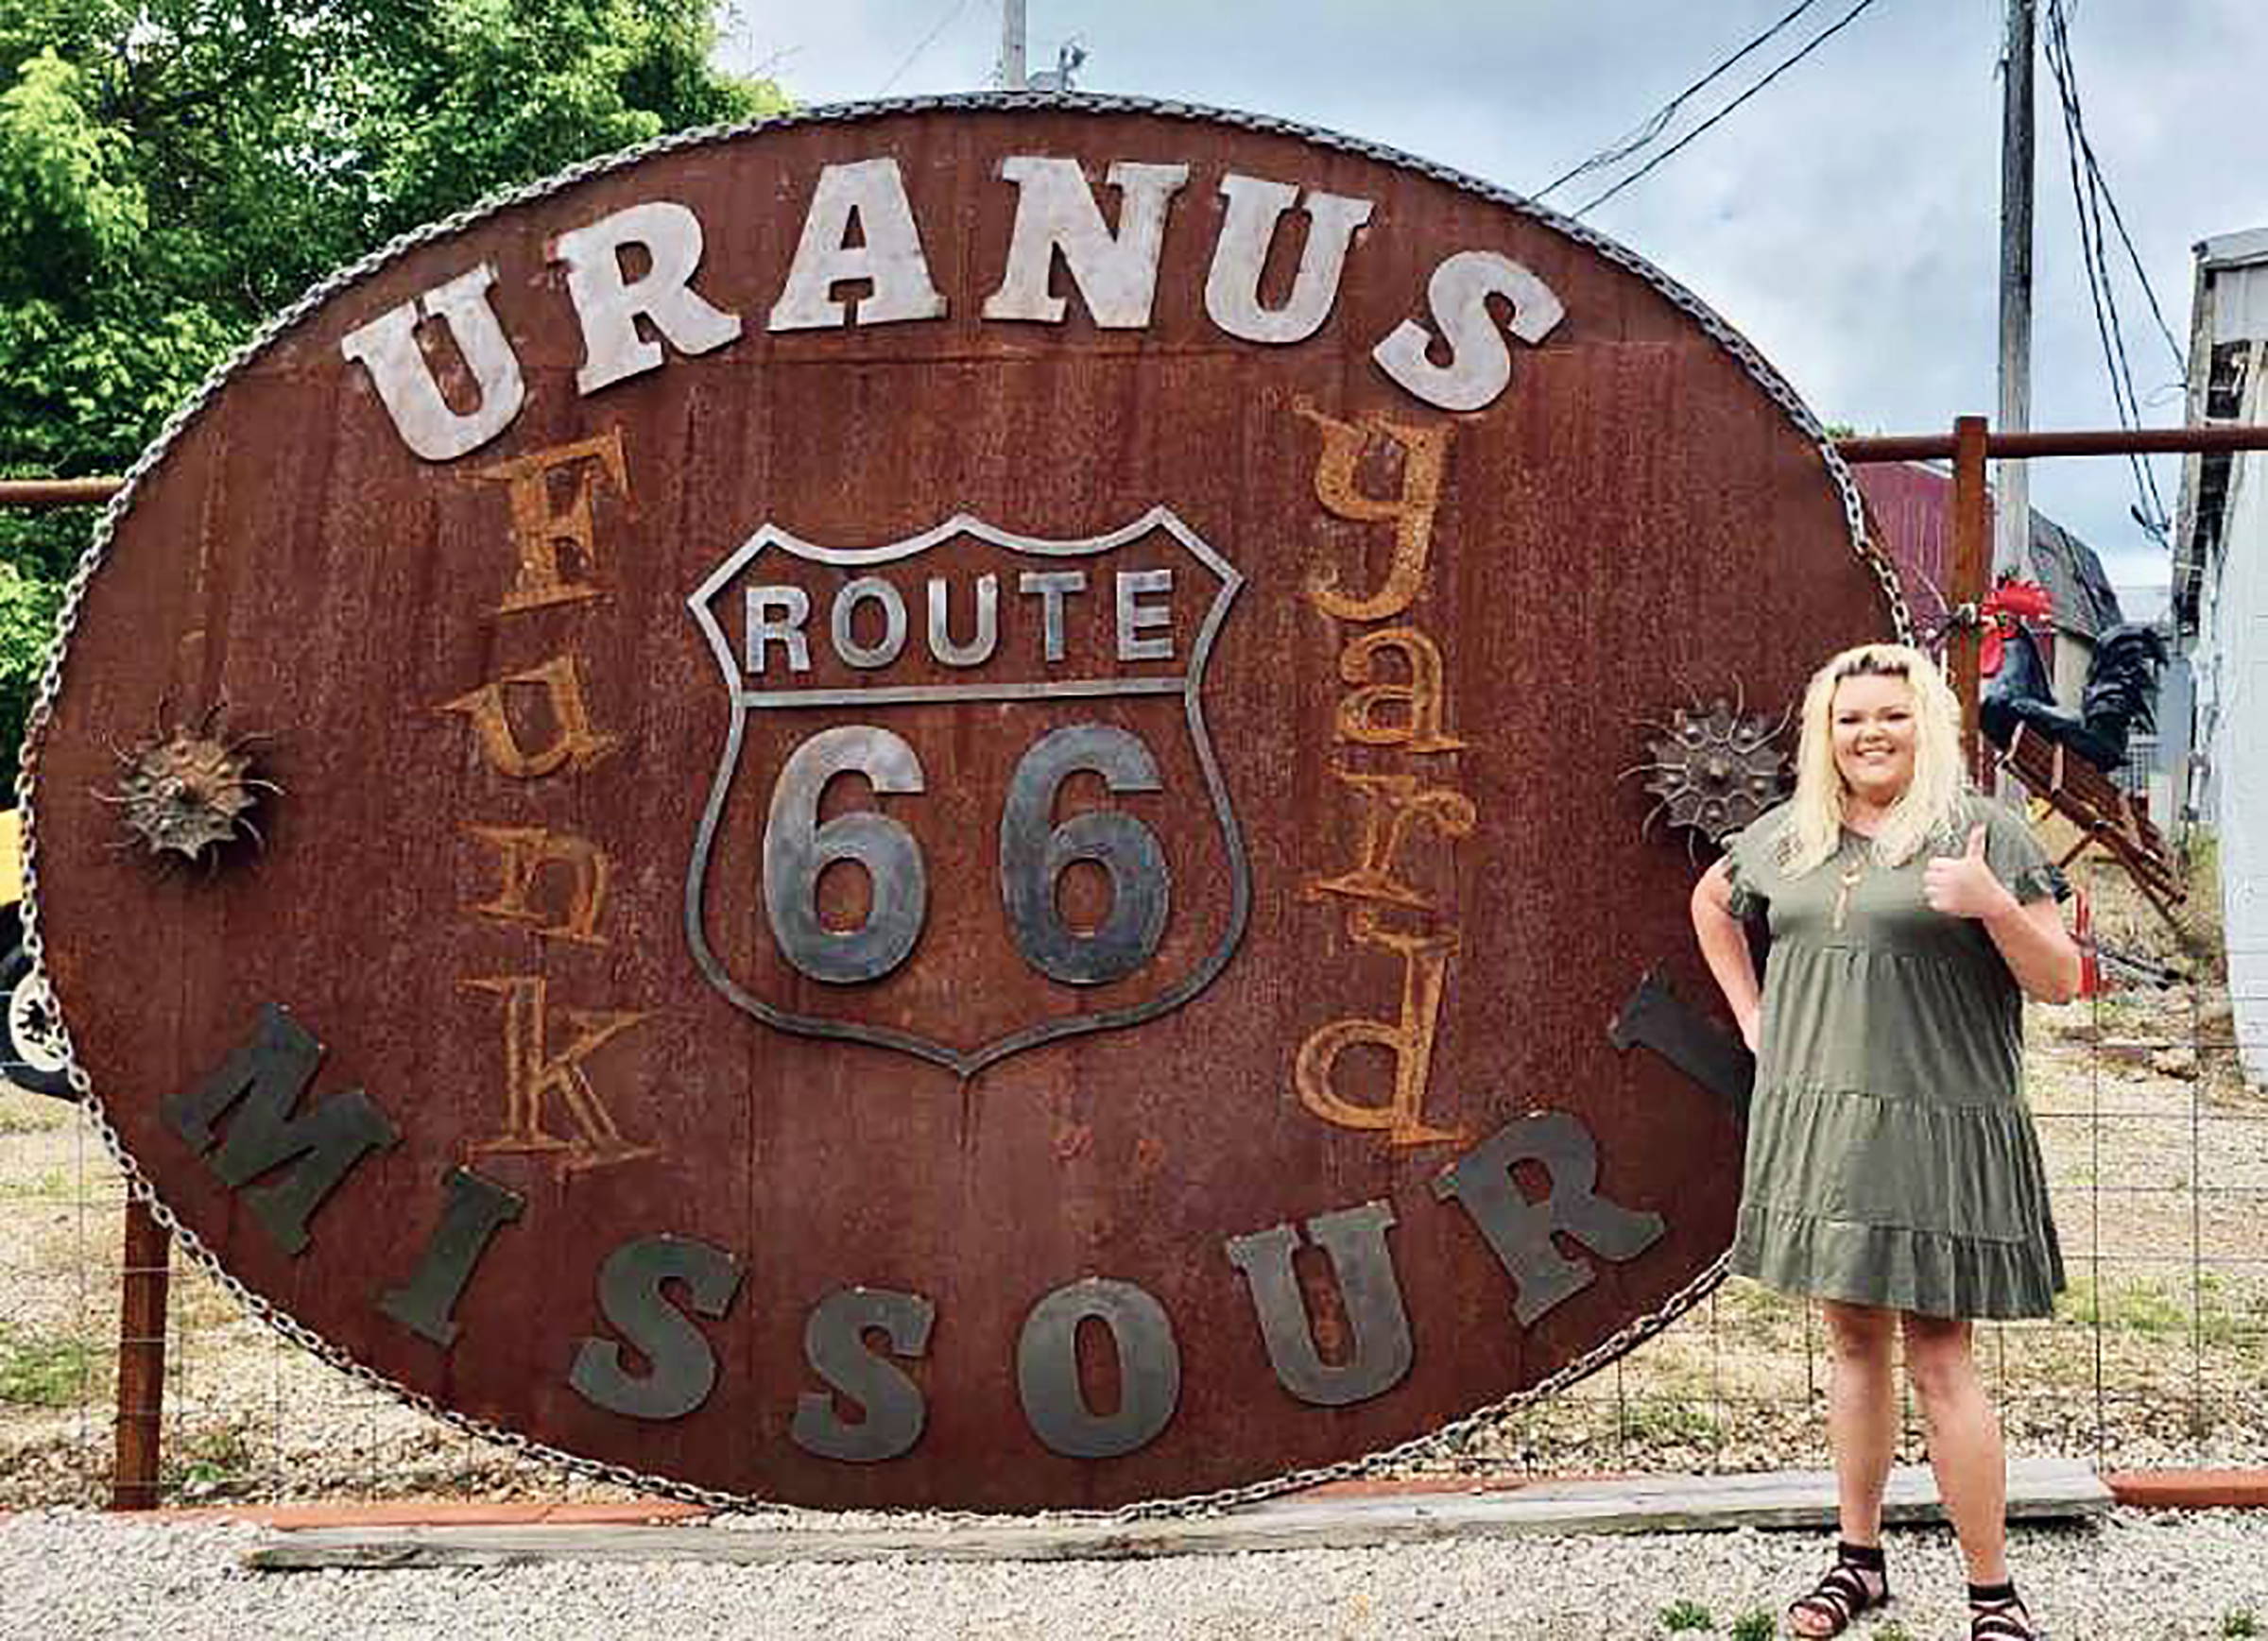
1722, 794, 2068, 1320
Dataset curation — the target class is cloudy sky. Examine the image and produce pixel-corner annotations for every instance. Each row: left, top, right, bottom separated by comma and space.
718, 0, 2268, 617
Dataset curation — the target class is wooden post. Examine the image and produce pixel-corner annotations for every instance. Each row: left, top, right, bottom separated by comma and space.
112, 1199, 170, 1509
1996, 0, 2036, 582
1950, 415, 1991, 778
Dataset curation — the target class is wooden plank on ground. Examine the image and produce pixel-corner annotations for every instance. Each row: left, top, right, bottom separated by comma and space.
244, 1459, 2110, 1570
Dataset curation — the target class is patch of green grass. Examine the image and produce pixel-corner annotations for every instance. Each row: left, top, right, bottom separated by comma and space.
2054, 1273, 2268, 1352
2057, 1274, 2191, 1336
1624, 1395, 1724, 1448
1657, 1598, 1713, 1632
0, 1163, 70, 1198
0, 1322, 101, 1406
2223, 1609, 2259, 1638
1874, 1622, 1915, 1641
1727, 1611, 1775, 1641
164, 1420, 262, 1502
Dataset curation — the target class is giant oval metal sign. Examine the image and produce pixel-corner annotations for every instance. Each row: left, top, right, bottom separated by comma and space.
25, 97, 1901, 1510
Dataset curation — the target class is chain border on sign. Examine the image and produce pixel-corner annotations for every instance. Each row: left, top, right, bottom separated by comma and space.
14, 91, 1913, 1522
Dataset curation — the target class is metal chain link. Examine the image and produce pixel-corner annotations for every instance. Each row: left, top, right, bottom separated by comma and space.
13, 90, 1899, 1523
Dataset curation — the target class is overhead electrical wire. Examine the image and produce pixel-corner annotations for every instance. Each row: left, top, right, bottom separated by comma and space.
1569, 0, 1892, 218
2043, 9, 2187, 378
879, 0, 974, 96
1533, 0, 1830, 201
2042, 0, 2174, 540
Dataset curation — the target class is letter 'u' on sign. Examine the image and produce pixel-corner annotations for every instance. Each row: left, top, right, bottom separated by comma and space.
1205, 174, 1374, 346
338, 263, 525, 463
1224, 1200, 1413, 1407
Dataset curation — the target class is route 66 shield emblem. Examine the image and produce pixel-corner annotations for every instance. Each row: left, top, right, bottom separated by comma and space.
685, 509, 1247, 1074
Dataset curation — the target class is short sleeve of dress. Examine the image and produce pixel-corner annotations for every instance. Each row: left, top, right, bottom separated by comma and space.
1720, 825, 1766, 920
1982, 800, 2070, 904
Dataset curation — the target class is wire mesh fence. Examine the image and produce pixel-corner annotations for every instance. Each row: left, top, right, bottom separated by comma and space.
0, 838, 2259, 1510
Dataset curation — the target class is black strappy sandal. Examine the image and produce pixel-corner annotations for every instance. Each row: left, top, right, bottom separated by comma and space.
1969, 1581, 2036, 1640
1786, 1540, 1890, 1637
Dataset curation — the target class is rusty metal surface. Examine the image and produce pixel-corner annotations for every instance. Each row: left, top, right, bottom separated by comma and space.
26, 103, 1896, 1511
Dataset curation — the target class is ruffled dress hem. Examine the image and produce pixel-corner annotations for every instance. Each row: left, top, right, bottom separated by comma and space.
1730, 1202, 2066, 1321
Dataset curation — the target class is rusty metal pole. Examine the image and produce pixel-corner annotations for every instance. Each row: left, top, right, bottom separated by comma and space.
1950, 415, 1992, 780
111, 1200, 170, 1509
0, 478, 123, 508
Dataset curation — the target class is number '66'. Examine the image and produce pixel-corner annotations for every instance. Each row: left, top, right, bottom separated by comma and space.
761, 723, 1172, 987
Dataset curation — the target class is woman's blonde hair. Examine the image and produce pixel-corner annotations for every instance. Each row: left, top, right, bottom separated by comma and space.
1777, 641, 1966, 876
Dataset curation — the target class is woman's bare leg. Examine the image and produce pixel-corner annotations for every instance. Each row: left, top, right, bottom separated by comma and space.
1791, 1301, 1899, 1637
1824, 1300, 1899, 1543
1900, 1311, 2010, 1585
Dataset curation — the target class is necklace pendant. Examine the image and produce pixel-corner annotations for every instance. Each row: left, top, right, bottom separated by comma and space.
1832, 860, 1864, 933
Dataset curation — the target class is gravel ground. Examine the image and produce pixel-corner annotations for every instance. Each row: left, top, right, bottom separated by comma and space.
4, 1508, 2268, 1639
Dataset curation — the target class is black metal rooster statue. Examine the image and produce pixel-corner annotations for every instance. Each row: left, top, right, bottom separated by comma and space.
1979, 588, 2168, 776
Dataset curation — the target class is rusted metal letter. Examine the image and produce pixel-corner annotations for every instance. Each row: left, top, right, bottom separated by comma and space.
1224, 1200, 1413, 1407
1334, 626, 1467, 752
1294, 910, 1460, 1147
1296, 403, 1449, 622
472, 429, 627, 614
1432, 1111, 1666, 1325
438, 653, 617, 779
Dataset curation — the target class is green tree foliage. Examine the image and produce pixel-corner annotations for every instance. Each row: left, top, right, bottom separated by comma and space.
0, 0, 784, 795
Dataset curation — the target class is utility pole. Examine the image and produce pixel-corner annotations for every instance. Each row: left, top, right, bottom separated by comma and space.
1995, 0, 2036, 582
1000, 0, 1027, 91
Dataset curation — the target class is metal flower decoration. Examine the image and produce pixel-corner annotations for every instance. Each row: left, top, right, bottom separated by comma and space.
101, 707, 277, 863
1625, 684, 1791, 851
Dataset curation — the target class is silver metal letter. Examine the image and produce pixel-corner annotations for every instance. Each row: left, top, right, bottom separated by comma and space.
553, 199, 744, 395
768, 157, 949, 331
1114, 567, 1175, 662
1371, 251, 1565, 413
765, 726, 928, 984
1205, 174, 1374, 346
745, 586, 812, 675
338, 263, 525, 462
1016, 1278, 1180, 1460
568, 1235, 743, 1422
378, 1167, 524, 1349
1432, 1111, 1666, 1325
161, 1002, 402, 1257
831, 577, 909, 670
1224, 1200, 1413, 1408
925, 573, 1000, 668
1000, 724, 1169, 985
1016, 570, 1087, 662
982, 158, 1191, 328
790, 1287, 936, 1463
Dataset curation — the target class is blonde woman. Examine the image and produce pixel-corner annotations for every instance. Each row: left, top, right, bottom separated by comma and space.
1690, 643, 2080, 1641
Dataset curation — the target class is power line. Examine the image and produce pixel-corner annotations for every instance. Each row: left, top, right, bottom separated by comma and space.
1571, 0, 1891, 218
2042, 0, 2173, 538
2046, 15, 2186, 376
1534, 0, 1829, 200
879, 0, 974, 96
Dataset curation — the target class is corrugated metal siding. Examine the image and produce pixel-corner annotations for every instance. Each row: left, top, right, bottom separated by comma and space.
1854, 462, 1959, 633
